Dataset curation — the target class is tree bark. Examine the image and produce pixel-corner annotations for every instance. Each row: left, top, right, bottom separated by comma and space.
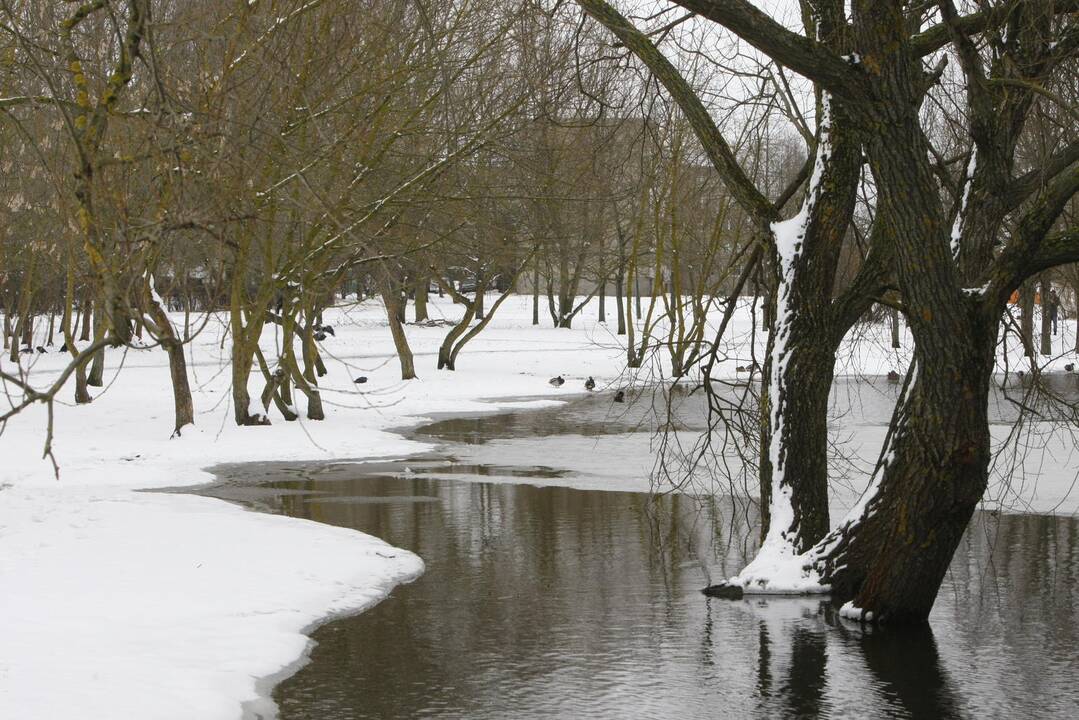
414, 276, 429, 323
890, 307, 901, 349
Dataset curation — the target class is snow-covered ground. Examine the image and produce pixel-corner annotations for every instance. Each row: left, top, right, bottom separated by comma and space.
1, 294, 1077, 718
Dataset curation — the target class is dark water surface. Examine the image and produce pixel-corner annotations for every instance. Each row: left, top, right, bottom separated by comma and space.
205, 378, 1079, 720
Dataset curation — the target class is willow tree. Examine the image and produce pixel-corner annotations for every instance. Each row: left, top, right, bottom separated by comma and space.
580, 0, 1079, 623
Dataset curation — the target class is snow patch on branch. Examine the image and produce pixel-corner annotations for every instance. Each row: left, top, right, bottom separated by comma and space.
951, 150, 977, 260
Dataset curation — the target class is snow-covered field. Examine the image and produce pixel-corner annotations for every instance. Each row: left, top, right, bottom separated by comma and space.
1, 294, 1077, 718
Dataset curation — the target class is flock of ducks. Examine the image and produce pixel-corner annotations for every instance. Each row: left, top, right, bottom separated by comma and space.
548, 374, 624, 402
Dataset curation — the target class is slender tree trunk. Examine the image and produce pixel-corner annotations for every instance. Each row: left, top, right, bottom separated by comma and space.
1020, 282, 1034, 358
79, 298, 92, 341
19, 309, 32, 348
414, 276, 429, 323
598, 279, 606, 322
615, 263, 626, 335
634, 274, 642, 319
62, 252, 91, 404
890, 306, 901, 349
47, 310, 55, 346
88, 309, 105, 387
382, 286, 416, 380
145, 292, 194, 435
1040, 277, 1052, 356
532, 260, 540, 326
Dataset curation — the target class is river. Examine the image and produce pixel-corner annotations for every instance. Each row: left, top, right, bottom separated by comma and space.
201, 376, 1079, 719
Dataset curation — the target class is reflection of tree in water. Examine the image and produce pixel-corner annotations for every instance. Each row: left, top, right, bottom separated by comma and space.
738, 599, 962, 719
856, 624, 966, 719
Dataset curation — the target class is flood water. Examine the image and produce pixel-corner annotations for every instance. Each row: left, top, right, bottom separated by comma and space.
204, 377, 1079, 719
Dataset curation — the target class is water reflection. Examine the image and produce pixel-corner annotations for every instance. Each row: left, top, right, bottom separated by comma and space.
202, 466, 1079, 720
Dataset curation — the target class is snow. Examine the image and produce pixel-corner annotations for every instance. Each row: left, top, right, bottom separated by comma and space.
3, 291, 1079, 716
0, 296, 633, 719
951, 149, 977, 259
838, 600, 873, 623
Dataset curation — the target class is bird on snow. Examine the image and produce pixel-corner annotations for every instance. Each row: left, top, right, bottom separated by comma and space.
886, 370, 901, 383
1066, 363, 1075, 373
549, 375, 565, 387
613, 390, 625, 403
35, 346, 46, 353
354, 376, 368, 384
314, 331, 327, 342
585, 376, 595, 391
320, 325, 335, 337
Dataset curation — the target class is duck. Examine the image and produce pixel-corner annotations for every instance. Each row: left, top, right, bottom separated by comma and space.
549, 375, 565, 387
353, 376, 368, 384
613, 390, 625, 403
886, 370, 901, 383
585, 376, 596, 391
319, 324, 335, 337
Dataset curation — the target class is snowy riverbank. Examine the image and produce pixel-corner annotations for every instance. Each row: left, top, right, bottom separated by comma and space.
2, 295, 1078, 718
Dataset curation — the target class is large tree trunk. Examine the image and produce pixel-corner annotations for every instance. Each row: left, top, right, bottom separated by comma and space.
820, 338, 994, 624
